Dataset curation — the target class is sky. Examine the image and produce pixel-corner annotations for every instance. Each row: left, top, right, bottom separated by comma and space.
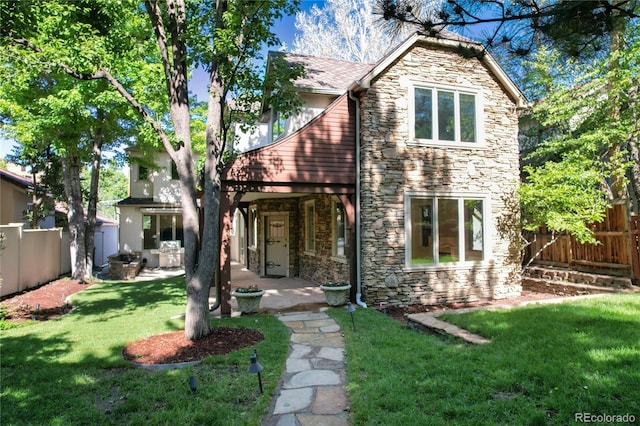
0, 1, 323, 159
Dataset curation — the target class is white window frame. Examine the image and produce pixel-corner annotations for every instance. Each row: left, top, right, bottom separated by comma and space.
304, 200, 316, 254
404, 191, 491, 270
248, 206, 258, 249
331, 199, 348, 261
408, 83, 485, 149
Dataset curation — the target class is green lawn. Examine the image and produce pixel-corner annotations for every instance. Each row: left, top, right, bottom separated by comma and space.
0, 277, 290, 425
330, 294, 640, 425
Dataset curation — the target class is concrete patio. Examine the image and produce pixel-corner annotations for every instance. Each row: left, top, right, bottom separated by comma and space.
213, 262, 326, 316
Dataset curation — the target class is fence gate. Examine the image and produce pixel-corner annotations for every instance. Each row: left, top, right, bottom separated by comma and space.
631, 215, 640, 281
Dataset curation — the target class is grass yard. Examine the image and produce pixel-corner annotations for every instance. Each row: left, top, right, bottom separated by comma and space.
330, 294, 640, 425
0, 277, 290, 425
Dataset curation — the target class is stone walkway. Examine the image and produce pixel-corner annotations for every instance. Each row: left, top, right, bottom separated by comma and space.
262, 310, 349, 426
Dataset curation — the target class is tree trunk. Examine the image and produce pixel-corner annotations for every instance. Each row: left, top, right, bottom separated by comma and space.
61, 154, 88, 281
85, 112, 105, 276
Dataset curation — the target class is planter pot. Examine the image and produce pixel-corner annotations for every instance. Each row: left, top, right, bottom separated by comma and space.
319, 284, 351, 306
232, 290, 265, 313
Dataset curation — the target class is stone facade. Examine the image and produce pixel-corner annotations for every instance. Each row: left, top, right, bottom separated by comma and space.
359, 43, 522, 307
247, 195, 350, 285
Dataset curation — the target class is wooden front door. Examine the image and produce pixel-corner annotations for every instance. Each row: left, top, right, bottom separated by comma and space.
265, 215, 288, 277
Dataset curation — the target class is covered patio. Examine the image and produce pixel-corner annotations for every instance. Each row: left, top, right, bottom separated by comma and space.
211, 262, 326, 316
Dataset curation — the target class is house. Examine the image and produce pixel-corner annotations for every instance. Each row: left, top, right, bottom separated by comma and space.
116, 149, 185, 268
221, 32, 528, 310
0, 165, 57, 229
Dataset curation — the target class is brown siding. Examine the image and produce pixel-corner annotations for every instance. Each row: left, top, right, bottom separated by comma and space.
224, 94, 356, 188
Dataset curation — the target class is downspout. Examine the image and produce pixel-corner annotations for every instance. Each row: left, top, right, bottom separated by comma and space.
349, 88, 367, 308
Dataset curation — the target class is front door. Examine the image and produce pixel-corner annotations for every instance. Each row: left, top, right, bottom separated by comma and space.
264, 215, 288, 277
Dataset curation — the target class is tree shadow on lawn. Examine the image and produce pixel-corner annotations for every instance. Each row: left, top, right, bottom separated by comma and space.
68, 276, 187, 323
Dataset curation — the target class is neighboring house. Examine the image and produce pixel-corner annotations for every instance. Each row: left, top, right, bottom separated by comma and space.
0, 165, 57, 229
117, 149, 185, 268
222, 32, 528, 308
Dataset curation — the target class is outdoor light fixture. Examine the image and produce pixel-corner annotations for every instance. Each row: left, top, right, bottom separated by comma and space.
347, 302, 356, 331
189, 375, 197, 393
247, 351, 264, 394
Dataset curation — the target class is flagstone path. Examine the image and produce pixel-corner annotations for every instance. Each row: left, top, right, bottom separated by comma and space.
262, 310, 349, 426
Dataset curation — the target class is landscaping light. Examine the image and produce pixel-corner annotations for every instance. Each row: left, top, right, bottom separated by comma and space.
347, 302, 356, 331
189, 375, 197, 393
247, 352, 264, 394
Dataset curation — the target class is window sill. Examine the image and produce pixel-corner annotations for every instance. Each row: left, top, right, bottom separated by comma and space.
330, 256, 348, 264
403, 261, 489, 272
408, 140, 487, 150
249, 246, 257, 252
304, 250, 316, 257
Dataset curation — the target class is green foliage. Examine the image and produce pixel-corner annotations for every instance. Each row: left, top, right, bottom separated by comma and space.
80, 159, 128, 219
518, 161, 609, 244
1, 276, 290, 425
518, 21, 639, 242
330, 294, 640, 425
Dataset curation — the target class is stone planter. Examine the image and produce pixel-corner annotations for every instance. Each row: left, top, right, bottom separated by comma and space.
232, 290, 265, 314
319, 284, 351, 306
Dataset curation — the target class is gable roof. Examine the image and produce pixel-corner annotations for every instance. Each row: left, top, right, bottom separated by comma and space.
268, 52, 375, 95
350, 31, 529, 109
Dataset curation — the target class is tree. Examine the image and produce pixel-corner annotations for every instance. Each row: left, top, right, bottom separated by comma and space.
292, 0, 435, 62
521, 22, 640, 221
377, 0, 639, 58
81, 160, 128, 220
2, 0, 304, 340
1, 0, 159, 281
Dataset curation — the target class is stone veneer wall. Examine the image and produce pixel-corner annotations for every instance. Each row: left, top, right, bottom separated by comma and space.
298, 194, 350, 285
247, 195, 350, 285
359, 43, 522, 307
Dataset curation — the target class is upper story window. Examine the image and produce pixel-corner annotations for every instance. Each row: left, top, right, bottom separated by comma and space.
138, 165, 149, 181
272, 110, 286, 142
410, 85, 483, 147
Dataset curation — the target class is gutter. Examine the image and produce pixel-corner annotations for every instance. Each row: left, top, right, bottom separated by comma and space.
348, 89, 367, 309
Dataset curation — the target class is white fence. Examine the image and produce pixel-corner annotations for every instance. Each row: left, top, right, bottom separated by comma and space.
0, 224, 71, 297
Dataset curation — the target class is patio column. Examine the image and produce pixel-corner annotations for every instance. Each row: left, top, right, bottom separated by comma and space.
220, 191, 233, 316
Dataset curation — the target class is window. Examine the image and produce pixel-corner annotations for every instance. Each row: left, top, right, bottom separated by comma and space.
332, 200, 348, 258
248, 207, 258, 248
412, 86, 480, 144
138, 165, 149, 181
406, 194, 486, 267
305, 201, 315, 252
143, 214, 184, 249
271, 110, 286, 141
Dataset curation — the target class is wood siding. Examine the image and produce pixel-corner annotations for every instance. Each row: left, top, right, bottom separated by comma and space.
223, 94, 355, 191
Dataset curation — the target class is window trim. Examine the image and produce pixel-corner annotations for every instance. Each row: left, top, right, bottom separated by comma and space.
408, 82, 485, 149
404, 191, 491, 270
331, 198, 348, 260
248, 206, 258, 249
304, 200, 316, 254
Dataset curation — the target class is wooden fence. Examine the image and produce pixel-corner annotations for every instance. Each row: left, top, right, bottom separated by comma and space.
524, 204, 640, 280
